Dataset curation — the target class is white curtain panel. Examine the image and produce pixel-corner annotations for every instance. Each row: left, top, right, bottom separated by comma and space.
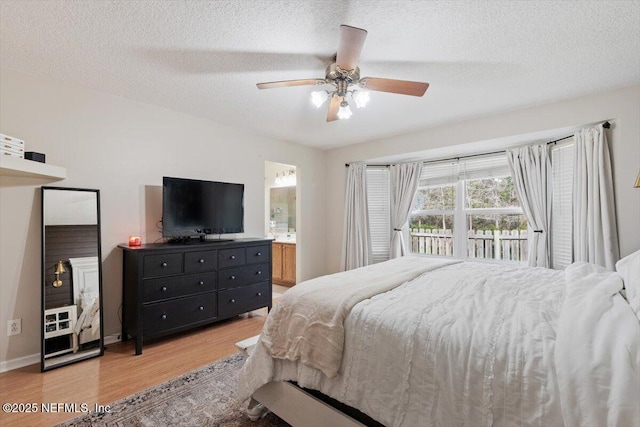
390, 162, 423, 258
507, 144, 552, 268
573, 124, 619, 270
341, 162, 372, 271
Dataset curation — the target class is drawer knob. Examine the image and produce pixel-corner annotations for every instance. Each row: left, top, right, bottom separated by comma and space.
198, 281, 204, 286
161, 314, 167, 320
257, 292, 262, 296
230, 299, 236, 303
230, 275, 236, 280
257, 270, 262, 275
161, 262, 168, 267
199, 306, 204, 311
199, 259, 205, 264
257, 252, 262, 256
161, 286, 167, 292
230, 255, 236, 260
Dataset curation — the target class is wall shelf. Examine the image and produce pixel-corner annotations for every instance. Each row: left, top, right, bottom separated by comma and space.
0, 156, 66, 180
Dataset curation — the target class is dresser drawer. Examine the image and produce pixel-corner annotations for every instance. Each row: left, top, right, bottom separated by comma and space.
143, 293, 217, 335
184, 250, 218, 273
143, 272, 217, 303
245, 245, 270, 264
218, 281, 270, 318
218, 248, 246, 268
218, 263, 269, 289
143, 253, 183, 278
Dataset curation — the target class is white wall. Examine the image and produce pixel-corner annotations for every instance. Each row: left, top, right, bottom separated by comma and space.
0, 68, 326, 365
325, 85, 640, 273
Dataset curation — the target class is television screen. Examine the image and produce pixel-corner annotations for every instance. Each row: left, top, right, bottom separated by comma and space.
162, 177, 244, 239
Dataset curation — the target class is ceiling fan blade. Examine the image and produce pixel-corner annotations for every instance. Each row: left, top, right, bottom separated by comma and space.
257, 79, 325, 90
359, 77, 429, 97
327, 95, 340, 122
336, 25, 368, 71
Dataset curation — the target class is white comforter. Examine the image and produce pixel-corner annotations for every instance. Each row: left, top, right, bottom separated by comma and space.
239, 261, 569, 426
555, 263, 640, 427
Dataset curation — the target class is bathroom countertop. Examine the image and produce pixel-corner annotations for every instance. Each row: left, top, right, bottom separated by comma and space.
272, 237, 296, 244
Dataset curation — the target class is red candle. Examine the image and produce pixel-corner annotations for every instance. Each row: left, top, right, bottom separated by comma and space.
129, 236, 142, 247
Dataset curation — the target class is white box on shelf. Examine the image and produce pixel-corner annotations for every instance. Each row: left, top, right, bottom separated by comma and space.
1, 143, 24, 154
1, 149, 24, 159
0, 134, 25, 148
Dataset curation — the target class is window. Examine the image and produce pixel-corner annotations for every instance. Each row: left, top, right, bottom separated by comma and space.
409, 154, 528, 262
366, 167, 390, 263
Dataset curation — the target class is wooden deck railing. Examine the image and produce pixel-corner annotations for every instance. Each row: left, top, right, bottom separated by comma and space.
410, 229, 454, 256
410, 229, 528, 261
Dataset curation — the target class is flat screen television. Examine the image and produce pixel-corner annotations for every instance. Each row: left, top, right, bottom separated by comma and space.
162, 176, 244, 241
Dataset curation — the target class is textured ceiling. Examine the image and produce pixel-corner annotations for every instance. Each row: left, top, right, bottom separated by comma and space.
1, 1, 639, 149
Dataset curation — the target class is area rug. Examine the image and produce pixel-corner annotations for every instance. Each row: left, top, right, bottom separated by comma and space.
56, 353, 289, 426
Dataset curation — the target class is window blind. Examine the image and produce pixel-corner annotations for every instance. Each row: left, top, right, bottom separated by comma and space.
419, 161, 458, 186
419, 154, 511, 186
366, 167, 390, 263
551, 143, 574, 269
459, 154, 511, 180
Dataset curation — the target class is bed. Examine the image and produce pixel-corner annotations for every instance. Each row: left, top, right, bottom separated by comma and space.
69, 256, 101, 345
238, 253, 640, 427
74, 291, 100, 344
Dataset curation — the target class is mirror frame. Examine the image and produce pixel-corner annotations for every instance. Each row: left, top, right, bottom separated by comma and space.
40, 186, 104, 371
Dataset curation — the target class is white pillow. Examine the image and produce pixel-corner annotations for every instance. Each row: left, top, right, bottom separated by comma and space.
616, 249, 640, 316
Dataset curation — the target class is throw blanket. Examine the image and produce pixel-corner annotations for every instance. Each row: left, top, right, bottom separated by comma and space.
261, 256, 459, 377
555, 263, 640, 427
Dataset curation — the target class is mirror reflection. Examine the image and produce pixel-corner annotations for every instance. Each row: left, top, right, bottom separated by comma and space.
42, 187, 103, 371
269, 186, 296, 238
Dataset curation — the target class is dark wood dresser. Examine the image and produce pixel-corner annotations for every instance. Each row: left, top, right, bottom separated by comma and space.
119, 238, 272, 354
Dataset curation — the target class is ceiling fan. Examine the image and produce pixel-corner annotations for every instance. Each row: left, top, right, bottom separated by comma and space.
256, 25, 429, 122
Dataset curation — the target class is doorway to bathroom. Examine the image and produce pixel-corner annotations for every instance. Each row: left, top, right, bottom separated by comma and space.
265, 161, 298, 297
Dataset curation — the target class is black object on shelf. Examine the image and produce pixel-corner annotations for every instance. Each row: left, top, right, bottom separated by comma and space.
26, 152, 46, 163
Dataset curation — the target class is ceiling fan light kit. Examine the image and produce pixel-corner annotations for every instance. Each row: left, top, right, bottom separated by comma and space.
311, 90, 329, 108
337, 98, 353, 120
352, 90, 370, 109
257, 25, 429, 122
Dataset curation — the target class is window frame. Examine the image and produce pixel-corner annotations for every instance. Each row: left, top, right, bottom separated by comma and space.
409, 159, 527, 263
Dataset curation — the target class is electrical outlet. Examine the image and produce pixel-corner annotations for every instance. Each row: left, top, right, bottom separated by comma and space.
7, 319, 21, 336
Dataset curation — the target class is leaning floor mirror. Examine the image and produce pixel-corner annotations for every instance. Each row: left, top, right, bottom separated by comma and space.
41, 187, 104, 371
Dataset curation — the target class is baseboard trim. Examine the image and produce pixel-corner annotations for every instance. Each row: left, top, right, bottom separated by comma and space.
0, 352, 40, 373
104, 333, 121, 346
1, 333, 122, 373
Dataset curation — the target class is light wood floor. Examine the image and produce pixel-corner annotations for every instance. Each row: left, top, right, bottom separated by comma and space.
0, 311, 267, 427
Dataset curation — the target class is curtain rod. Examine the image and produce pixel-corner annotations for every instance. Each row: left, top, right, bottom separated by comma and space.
345, 121, 610, 168
545, 120, 610, 146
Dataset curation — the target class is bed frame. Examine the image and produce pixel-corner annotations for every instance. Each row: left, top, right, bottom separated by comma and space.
239, 337, 383, 426
250, 381, 368, 427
